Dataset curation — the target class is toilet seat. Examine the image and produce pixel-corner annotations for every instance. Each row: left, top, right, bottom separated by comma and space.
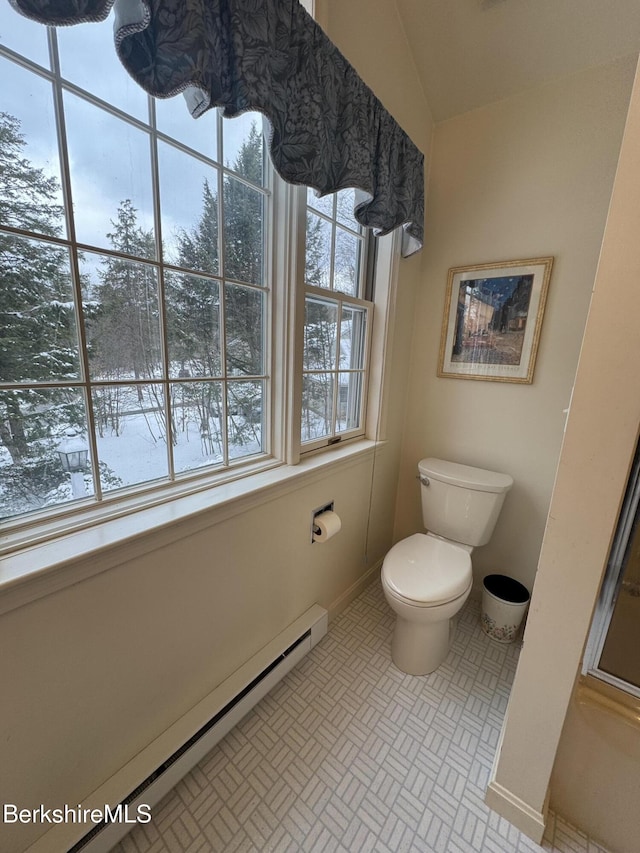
382, 533, 472, 606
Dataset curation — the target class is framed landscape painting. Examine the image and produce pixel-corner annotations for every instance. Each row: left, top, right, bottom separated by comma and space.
438, 257, 553, 383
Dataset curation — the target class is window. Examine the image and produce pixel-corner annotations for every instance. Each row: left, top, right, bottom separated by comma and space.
0, 10, 378, 532
302, 189, 372, 449
0, 12, 272, 525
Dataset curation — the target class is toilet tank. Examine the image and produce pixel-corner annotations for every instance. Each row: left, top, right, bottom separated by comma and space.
418, 458, 513, 547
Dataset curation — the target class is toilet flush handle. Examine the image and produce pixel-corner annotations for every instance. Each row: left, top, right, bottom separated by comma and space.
416, 474, 430, 486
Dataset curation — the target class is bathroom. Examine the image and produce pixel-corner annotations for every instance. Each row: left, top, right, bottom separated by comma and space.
2, 1, 640, 852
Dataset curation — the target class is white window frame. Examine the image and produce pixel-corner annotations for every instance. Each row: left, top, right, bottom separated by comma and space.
1, 28, 278, 534
0, 15, 403, 589
295, 186, 374, 455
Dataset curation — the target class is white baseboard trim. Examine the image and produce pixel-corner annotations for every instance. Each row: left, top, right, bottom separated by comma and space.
328, 560, 382, 621
24, 605, 328, 853
485, 780, 547, 843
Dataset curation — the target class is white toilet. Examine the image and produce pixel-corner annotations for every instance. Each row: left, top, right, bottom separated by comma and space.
382, 458, 513, 675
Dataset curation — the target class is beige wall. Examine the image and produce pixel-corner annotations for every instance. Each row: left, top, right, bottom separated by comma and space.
395, 57, 636, 595
488, 55, 640, 850
551, 697, 640, 851
0, 457, 383, 853
547, 58, 640, 851
318, 0, 432, 149
0, 8, 432, 853
7, 6, 638, 852
0, 295, 417, 853
311, 0, 434, 577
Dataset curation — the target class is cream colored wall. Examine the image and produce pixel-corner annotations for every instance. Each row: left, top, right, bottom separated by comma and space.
0, 459, 378, 853
395, 57, 636, 595
318, 0, 433, 149
318, 0, 435, 499
551, 698, 640, 851
0, 8, 432, 853
488, 55, 640, 849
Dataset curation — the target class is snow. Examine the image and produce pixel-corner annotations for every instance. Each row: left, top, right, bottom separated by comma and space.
1, 397, 262, 520
94, 410, 256, 489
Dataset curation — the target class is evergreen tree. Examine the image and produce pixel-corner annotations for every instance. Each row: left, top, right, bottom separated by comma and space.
0, 112, 63, 235
165, 181, 220, 379
83, 199, 164, 442
223, 122, 264, 377
88, 199, 159, 386
164, 181, 223, 455
224, 122, 263, 286
173, 180, 219, 276
305, 212, 329, 288
0, 113, 83, 515
302, 212, 337, 436
166, 122, 266, 455
301, 192, 364, 438
167, 122, 268, 379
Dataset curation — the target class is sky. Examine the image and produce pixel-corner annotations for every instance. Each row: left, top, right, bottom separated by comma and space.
0, 1, 265, 263
0, 1, 365, 508
0, 0, 366, 296
464, 275, 533, 310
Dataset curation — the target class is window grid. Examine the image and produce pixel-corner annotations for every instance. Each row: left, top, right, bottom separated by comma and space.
302, 190, 371, 448
0, 26, 271, 522
0, 12, 377, 532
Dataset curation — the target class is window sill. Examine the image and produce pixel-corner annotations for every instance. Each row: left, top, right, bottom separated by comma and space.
0, 439, 380, 616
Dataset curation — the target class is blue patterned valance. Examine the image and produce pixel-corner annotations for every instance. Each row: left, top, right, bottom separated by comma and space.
10, 0, 424, 256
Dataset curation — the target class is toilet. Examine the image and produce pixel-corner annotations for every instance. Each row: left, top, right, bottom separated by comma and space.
382, 458, 513, 675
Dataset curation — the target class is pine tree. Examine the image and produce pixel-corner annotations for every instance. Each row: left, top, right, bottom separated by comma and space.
302, 211, 336, 437
165, 181, 220, 379
82, 199, 165, 444
165, 122, 266, 456
223, 122, 264, 377
224, 122, 263, 287
88, 199, 159, 385
173, 180, 219, 277
0, 112, 83, 515
0, 112, 63, 235
167, 121, 267, 378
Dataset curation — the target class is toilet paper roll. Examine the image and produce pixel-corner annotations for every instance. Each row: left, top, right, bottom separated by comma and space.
313, 510, 342, 543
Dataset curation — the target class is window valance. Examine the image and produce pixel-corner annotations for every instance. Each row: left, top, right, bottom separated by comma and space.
10, 0, 424, 256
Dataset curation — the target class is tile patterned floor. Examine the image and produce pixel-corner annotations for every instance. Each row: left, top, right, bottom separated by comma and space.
114, 580, 609, 853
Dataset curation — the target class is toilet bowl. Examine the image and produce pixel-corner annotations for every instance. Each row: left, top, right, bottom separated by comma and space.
382, 533, 472, 675
382, 458, 513, 675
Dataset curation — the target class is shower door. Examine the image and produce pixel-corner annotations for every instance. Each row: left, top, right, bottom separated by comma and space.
584, 437, 640, 697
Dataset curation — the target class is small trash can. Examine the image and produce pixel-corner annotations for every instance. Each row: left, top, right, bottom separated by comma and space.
481, 574, 530, 643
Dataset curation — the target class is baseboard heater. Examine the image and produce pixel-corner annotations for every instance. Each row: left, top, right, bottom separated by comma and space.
55, 605, 328, 853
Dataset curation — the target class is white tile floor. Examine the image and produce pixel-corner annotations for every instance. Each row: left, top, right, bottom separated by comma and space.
114, 579, 610, 853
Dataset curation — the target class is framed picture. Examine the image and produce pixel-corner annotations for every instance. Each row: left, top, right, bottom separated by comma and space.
438, 257, 553, 383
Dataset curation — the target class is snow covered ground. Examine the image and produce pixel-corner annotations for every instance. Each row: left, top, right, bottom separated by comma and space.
0, 405, 262, 520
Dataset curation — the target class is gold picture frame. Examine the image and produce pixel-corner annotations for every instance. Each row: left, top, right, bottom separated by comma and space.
438, 257, 553, 383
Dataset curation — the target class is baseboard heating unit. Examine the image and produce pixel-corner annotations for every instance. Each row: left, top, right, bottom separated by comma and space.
29, 605, 328, 853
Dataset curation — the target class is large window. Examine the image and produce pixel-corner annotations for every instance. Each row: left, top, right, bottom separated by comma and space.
0, 8, 374, 530
0, 11, 269, 522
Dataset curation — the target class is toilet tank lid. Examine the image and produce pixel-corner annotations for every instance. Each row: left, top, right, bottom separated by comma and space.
418, 458, 513, 494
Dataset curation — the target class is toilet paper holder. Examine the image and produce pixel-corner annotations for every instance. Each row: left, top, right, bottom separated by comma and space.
311, 501, 334, 542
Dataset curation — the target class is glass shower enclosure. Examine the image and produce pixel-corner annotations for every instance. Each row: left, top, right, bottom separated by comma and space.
584, 437, 640, 697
